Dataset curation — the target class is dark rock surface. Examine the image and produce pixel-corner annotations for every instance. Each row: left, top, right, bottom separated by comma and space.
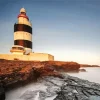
0, 85, 5, 100
79, 68, 86, 72
54, 75, 100, 100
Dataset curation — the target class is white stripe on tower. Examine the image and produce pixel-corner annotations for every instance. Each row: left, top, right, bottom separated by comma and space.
18, 17, 32, 26
14, 31, 32, 41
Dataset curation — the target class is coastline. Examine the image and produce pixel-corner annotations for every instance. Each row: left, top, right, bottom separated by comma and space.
0, 60, 100, 100
5, 74, 100, 100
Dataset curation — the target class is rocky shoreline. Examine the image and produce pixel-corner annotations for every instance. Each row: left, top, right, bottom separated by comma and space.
0, 60, 80, 100
6, 74, 100, 100
0, 60, 100, 100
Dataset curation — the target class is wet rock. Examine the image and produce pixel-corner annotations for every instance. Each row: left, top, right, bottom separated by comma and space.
20, 90, 38, 99
79, 68, 86, 72
54, 75, 100, 100
39, 91, 46, 100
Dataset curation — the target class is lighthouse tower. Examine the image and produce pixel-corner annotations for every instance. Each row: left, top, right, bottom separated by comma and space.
10, 8, 32, 55
6, 8, 54, 61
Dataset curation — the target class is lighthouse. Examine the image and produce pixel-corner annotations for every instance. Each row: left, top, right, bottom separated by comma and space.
10, 8, 32, 55
7, 8, 54, 60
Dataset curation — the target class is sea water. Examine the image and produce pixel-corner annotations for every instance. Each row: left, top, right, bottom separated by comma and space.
68, 67, 100, 84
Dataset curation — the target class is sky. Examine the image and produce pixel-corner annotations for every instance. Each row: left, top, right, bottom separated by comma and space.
0, 0, 100, 65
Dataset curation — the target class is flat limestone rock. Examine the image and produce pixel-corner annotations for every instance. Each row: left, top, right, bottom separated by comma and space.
54, 74, 100, 100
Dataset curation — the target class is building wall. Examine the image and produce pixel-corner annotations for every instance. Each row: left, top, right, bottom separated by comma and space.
0, 53, 54, 61
12, 52, 24, 55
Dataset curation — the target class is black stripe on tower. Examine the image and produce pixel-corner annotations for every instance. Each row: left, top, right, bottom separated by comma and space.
14, 40, 32, 49
14, 24, 32, 34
